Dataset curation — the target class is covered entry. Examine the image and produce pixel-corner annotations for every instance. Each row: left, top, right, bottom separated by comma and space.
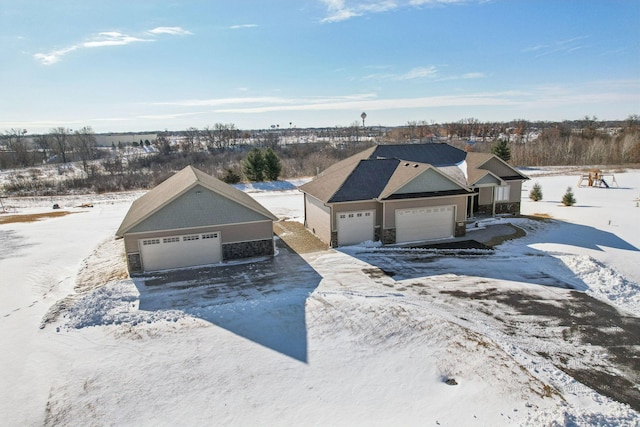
395, 205, 455, 243
337, 210, 375, 246
139, 232, 222, 272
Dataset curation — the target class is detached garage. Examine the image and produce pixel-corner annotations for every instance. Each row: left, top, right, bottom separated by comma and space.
116, 166, 278, 274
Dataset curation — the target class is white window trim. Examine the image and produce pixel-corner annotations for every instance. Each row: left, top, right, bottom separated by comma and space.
494, 185, 510, 202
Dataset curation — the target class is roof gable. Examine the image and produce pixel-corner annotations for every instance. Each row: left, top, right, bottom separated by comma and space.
381, 164, 471, 199
465, 152, 528, 180
394, 167, 467, 194
473, 171, 504, 186
116, 166, 276, 236
126, 184, 272, 234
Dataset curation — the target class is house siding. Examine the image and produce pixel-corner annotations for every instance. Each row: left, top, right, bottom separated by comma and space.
481, 158, 517, 177
395, 168, 462, 194
128, 184, 268, 234
304, 194, 331, 245
476, 180, 523, 215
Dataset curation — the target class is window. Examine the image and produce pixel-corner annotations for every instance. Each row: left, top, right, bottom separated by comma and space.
142, 239, 160, 245
163, 237, 180, 244
202, 233, 218, 239
365, 212, 371, 217
495, 185, 510, 202
356, 213, 362, 217
348, 214, 354, 218
183, 235, 200, 241
339, 214, 346, 219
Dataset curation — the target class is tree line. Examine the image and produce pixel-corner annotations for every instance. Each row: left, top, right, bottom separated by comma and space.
1, 116, 639, 196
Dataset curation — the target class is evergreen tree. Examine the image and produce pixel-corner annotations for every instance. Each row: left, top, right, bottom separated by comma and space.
529, 182, 543, 201
562, 186, 576, 206
263, 147, 282, 181
491, 138, 511, 162
243, 147, 265, 181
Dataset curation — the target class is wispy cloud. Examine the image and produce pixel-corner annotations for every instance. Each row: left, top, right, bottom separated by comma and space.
522, 36, 588, 58
147, 26, 193, 36
320, 0, 475, 23
363, 65, 484, 81
211, 92, 518, 114
230, 24, 258, 30
153, 94, 377, 108
398, 66, 438, 80
34, 26, 192, 65
151, 92, 517, 116
320, 0, 398, 23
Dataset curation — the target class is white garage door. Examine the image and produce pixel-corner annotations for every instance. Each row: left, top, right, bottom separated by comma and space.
337, 210, 375, 246
139, 232, 222, 272
395, 206, 455, 243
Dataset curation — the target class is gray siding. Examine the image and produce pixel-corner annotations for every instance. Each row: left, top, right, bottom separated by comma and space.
304, 195, 331, 245
478, 187, 493, 205
508, 180, 523, 203
128, 184, 269, 234
482, 157, 517, 177
395, 169, 462, 194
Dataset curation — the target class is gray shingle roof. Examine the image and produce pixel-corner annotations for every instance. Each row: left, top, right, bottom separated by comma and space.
371, 143, 466, 166
299, 143, 473, 204
330, 159, 400, 202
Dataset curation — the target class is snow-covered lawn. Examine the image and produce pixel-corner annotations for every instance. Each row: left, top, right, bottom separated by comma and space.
1, 169, 639, 426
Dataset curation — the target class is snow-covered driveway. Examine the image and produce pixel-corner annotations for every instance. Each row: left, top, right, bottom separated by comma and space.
1, 170, 639, 426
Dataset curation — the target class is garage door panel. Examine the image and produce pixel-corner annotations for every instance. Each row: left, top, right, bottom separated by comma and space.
140, 232, 221, 272
337, 210, 375, 246
395, 205, 454, 243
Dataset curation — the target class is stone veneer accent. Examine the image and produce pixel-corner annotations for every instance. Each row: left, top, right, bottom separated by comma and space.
330, 231, 338, 248
382, 228, 396, 245
455, 223, 466, 237
476, 202, 521, 215
223, 239, 274, 261
127, 253, 142, 274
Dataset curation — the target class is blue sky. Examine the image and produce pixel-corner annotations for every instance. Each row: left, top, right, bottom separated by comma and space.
1, 0, 639, 133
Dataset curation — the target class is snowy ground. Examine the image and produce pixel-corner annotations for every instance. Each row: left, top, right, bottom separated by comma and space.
1, 168, 639, 426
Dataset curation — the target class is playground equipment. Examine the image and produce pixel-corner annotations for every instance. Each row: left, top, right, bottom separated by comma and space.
577, 169, 618, 188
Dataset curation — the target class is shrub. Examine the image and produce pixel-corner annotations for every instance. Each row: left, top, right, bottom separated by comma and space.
221, 168, 241, 184
529, 182, 543, 201
562, 186, 576, 206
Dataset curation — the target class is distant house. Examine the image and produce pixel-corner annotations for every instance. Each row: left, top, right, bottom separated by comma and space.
116, 166, 278, 274
298, 143, 528, 247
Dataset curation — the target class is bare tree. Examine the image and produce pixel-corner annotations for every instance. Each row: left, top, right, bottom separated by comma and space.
3, 128, 31, 167
50, 127, 71, 164
34, 134, 51, 163
183, 127, 201, 153
71, 126, 97, 173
